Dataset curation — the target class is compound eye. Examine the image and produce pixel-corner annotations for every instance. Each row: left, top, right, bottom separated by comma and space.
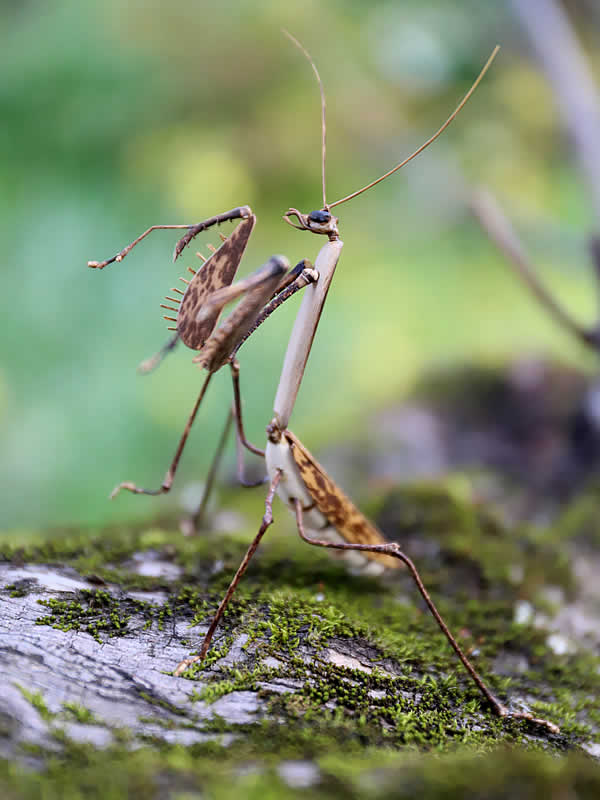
308, 209, 331, 224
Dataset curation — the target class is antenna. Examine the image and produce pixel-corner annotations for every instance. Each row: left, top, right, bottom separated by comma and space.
329, 45, 500, 209
282, 29, 328, 208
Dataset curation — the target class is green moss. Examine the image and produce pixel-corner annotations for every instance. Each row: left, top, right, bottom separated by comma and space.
6, 737, 598, 800
11, 505, 596, 750
35, 589, 132, 643
61, 703, 98, 725
553, 479, 600, 548
195, 663, 277, 704
2, 474, 599, 793
15, 685, 53, 722
0, 521, 215, 590
5, 582, 29, 598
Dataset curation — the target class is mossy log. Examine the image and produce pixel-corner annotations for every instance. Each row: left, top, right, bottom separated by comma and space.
1, 478, 599, 797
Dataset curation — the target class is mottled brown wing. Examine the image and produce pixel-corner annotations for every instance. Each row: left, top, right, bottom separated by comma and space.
176, 215, 256, 350
284, 430, 400, 568
193, 256, 288, 373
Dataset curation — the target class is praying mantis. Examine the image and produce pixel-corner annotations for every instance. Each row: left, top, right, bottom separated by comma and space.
88, 36, 559, 733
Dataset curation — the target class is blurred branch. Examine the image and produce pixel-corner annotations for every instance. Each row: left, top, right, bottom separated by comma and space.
471, 188, 600, 350
511, 0, 600, 227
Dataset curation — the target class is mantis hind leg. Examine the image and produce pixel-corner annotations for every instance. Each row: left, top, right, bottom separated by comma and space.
292, 499, 560, 735
173, 470, 282, 676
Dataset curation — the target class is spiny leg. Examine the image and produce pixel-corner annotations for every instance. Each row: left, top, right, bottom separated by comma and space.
293, 499, 560, 735
173, 207, 252, 261
192, 257, 289, 374
224, 261, 319, 459
214, 264, 321, 478
88, 206, 252, 269
187, 263, 320, 478
174, 470, 282, 676
231, 260, 318, 359
111, 372, 213, 498
218, 260, 319, 460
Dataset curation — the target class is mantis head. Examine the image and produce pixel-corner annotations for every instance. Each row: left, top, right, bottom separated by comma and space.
283, 208, 339, 240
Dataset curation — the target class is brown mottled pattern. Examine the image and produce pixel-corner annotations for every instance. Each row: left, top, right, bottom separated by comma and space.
284, 430, 400, 569
176, 215, 256, 349
194, 257, 287, 373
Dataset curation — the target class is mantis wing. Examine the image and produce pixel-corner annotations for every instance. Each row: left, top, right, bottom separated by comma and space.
284, 430, 400, 569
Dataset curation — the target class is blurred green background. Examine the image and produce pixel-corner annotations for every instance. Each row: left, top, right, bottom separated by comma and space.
2, 0, 600, 530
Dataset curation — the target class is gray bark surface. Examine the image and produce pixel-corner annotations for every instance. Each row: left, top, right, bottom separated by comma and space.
0, 562, 258, 761
0, 559, 400, 764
